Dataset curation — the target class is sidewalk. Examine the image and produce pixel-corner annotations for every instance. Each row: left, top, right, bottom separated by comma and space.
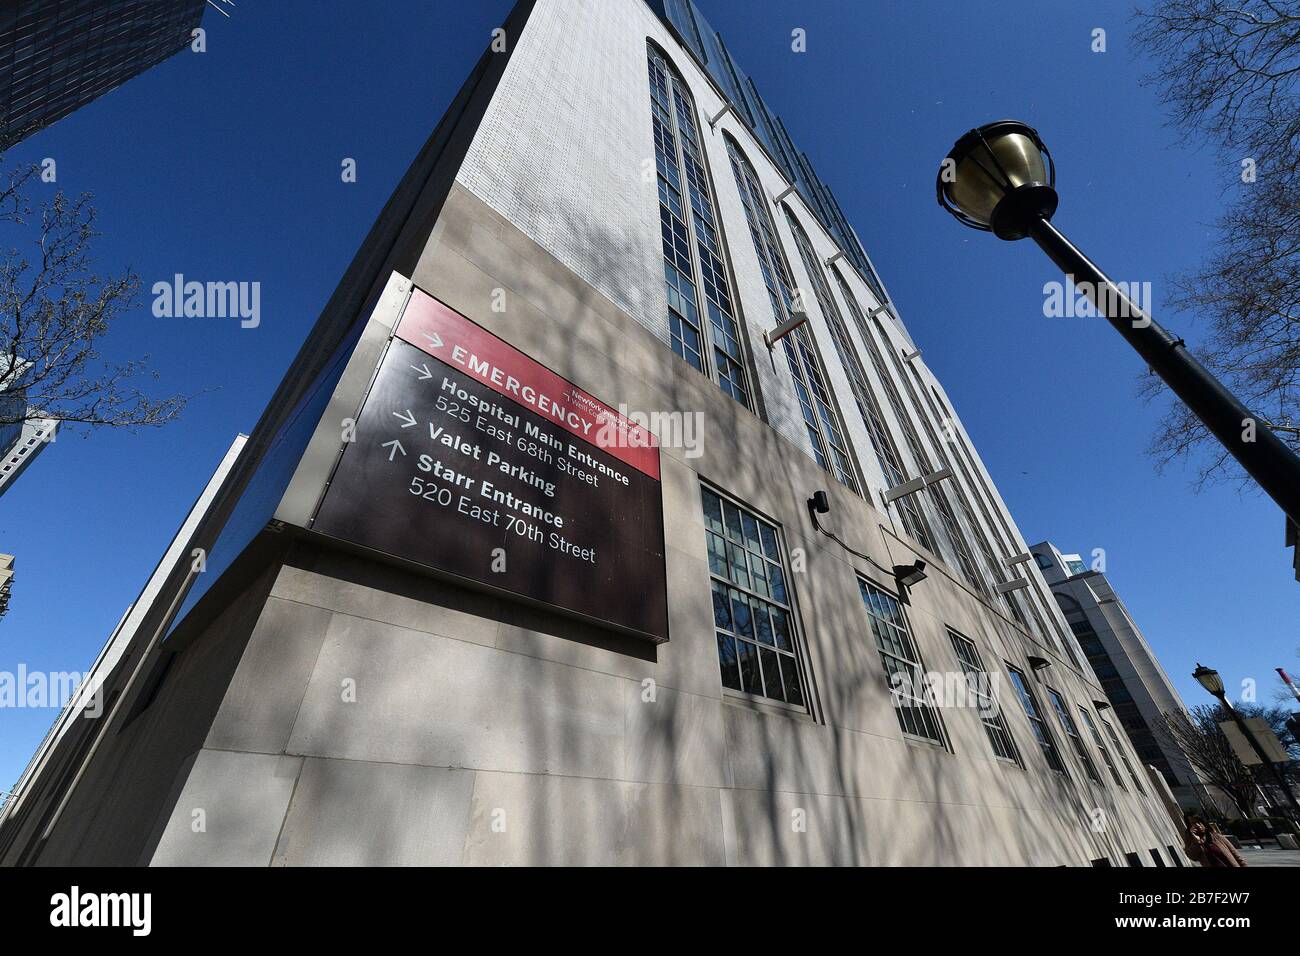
1236, 846, 1300, 867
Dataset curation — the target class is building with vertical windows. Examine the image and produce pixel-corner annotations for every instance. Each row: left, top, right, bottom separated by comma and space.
0, 0, 206, 148
1030, 540, 1219, 813
1, 0, 1185, 866
0, 357, 58, 500
0, 554, 13, 622
0, 415, 57, 498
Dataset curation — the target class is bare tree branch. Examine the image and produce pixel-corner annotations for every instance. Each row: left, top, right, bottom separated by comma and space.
1134, 1, 1300, 486
1158, 705, 1258, 814
0, 157, 187, 432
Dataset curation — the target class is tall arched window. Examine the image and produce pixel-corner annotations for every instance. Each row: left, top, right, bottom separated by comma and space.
866, 305, 992, 593
723, 134, 858, 493
780, 205, 930, 549
906, 339, 1085, 668
646, 44, 750, 407
823, 257, 972, 578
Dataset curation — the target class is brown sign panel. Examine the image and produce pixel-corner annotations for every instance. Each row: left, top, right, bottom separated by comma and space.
312, 290, 669, 642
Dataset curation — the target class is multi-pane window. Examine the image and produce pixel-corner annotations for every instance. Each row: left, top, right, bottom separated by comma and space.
913, 371, 1081, 660
858, 580, 945, 744
1103, 716, 1147, 795
906, 367, 1032, 628
702, 486, 806, 707
879, 345, 989, 593
826, 270, 937, 550
948, 630, 1020, 764
1007, 666, 1067, 774
783, 207, 943, 551
1047, 689, 1101, 784
783, 212, 887, 482
725, 136, 858, 493
1079, 706, 1125, 790
647, 45, 750, 406
852, 290, 993, 585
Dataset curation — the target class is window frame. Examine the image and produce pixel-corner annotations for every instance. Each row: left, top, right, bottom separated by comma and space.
1102, 713, 1147, 795
1078, 703, 1126, 791
1047, 687, 1103, 785
1006, 664, 1069, 775
646, 42, 754, 408
701, 482, 814, 714
723, 133, 861, 495
780, 207, 907, 512
947, 629, 1022, 766
858, 577, 949, 748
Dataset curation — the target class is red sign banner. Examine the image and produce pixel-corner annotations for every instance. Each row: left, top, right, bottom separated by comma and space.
397, 290, 660, 480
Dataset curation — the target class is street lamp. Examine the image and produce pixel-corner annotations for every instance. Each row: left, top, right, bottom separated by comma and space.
1191, 662, 1300, 817
1192, 663, 1225, 699
936, 120, 1300, 540
937, 121, 1057, 240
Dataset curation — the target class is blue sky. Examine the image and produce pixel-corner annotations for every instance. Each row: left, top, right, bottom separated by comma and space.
1, 0, 1296, 791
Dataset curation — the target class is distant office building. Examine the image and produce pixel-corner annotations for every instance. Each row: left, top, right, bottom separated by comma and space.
0, 0, 206, 148
2, 0, 1185, 867
1031, 540, 1217, 811
0, 415, 57, 498
0, 358, 57, 499
0, 554, 12, 620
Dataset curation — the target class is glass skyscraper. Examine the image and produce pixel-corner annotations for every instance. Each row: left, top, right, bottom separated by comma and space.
0, 0, 206, 148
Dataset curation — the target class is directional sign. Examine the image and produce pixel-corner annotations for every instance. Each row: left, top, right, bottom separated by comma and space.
311, 289, 669, 642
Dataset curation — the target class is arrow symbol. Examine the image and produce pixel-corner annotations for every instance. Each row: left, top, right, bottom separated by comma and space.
422, 331, 444, 350
411, 363, 433, 380
382, 439, 406, 461
392, 409, 417, 428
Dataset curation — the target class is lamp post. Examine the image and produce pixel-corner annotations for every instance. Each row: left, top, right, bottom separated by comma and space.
936, 121, 1300, 537
1192, 663, 1300, 818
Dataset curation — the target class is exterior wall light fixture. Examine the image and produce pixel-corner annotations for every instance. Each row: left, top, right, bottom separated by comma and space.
893, 560, 928, 589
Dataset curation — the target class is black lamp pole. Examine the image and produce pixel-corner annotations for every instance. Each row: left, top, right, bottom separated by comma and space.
938, 121, 1300, 533
1026, 219, 1300, 525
